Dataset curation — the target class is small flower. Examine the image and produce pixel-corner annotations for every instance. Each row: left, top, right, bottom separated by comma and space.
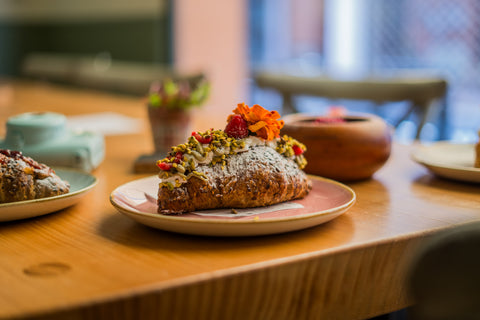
227, 103, 284, 140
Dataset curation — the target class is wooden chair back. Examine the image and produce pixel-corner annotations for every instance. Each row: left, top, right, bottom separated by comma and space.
254, 71, 448, 139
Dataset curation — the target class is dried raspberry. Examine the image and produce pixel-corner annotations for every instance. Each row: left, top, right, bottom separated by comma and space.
192, 132, 212, 144
292, 145, 304, 155
225, 114, 249, 139
201, 135, 213, 144
157, 162, 172, 171
174, 152, 183, 164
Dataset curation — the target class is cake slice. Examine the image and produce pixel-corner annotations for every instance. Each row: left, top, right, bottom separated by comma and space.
156, 103, 311, 214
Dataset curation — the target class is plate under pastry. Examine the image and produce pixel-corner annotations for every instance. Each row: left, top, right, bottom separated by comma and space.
110, 175, 356, 237
0, 168, 97, 222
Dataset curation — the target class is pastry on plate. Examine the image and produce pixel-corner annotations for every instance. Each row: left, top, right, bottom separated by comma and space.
156, 103, 311, 214
0, 150, 70, 203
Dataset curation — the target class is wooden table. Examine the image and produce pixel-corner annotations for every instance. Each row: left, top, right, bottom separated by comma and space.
1, 81, 479, 320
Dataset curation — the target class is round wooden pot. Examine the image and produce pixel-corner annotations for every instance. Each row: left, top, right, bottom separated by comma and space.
282, 113, 392, 181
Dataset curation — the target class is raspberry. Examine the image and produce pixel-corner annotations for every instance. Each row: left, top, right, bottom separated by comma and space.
292, 145, 304, 155
157, 162, 172, 171
192, 132, 212, 144
173, 151, 183, 163
225, 114, 249, 139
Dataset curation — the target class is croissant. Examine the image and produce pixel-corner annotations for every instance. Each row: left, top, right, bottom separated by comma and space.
0, 150, 70, 203
156, 103, 311, 215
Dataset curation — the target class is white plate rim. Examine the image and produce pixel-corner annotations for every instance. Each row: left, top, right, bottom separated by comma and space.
0, 168, 97, 222
411, 142, 480, 182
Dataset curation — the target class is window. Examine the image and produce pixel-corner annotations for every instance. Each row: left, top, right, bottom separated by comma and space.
250, 0, 480, 142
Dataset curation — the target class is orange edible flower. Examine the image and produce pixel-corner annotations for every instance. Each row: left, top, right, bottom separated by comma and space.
227, 103, 284, 140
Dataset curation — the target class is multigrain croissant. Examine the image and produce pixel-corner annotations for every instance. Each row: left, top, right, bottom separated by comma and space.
156, 103, 311, 215
0, 150, 70, 203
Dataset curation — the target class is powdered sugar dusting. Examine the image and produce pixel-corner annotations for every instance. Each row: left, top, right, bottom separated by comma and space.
196, 145, 303, 191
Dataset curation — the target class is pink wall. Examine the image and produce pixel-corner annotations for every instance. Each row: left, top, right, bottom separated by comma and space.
174, 0, 248, 131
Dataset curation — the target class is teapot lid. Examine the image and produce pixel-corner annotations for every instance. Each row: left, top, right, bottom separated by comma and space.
4, 112, 67, 148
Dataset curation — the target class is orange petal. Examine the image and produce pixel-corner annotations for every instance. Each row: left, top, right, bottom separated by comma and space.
248, 120, 267, 132
252, 104, 270, 118
229, 102, 251, 122
268, 131, 275, 140
269, 110, 281, 120
255, 127, 268, 139
236, 102, 250, 115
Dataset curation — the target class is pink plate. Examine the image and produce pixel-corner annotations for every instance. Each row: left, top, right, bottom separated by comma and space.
110, 175, 356, 236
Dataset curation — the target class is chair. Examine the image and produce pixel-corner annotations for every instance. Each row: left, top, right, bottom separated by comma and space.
253, 71, 448, 139
408, 222, 480, 320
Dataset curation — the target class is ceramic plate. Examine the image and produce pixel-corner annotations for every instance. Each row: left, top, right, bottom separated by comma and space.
411, 142, 480, 183
0, 169, 97, 222
110, 175, 356, 237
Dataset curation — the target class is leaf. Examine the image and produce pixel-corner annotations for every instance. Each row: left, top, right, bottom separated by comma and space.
163, 79, 179, 97
149, 93, 162, 107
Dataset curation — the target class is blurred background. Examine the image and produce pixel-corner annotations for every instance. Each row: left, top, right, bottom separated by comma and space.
0, 0, 479, 143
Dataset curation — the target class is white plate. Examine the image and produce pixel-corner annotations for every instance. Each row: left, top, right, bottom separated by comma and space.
0, 169, 97, 222
411, 142, 480, 183
110, 175, 356, 237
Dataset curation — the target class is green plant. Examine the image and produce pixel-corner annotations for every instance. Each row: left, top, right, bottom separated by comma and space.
148, 77, 210, 110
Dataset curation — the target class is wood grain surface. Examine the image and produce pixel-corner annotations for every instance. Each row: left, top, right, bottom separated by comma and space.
1, 81, 479, 320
